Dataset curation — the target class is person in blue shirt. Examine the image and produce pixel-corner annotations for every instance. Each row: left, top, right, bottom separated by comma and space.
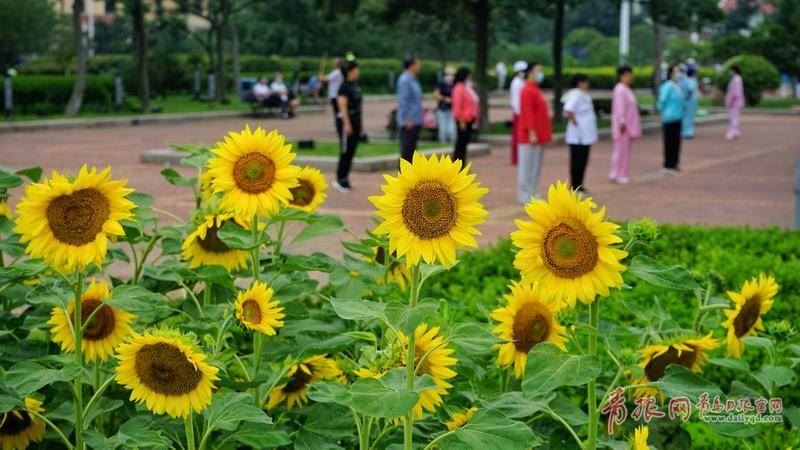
396, 57, 423, 162
657, 63, 685, 172
681, 65, 698, 139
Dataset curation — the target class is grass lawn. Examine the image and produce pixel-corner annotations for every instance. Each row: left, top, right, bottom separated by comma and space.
292, 140, 442, 158
484, 117, 612, 135
638, 94, 799, 109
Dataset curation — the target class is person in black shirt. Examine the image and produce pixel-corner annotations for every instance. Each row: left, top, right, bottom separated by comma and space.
334, 60, 362, 192
434, 66, 456, 143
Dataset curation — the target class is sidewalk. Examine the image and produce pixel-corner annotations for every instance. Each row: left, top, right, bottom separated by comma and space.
0, 100, 797, 258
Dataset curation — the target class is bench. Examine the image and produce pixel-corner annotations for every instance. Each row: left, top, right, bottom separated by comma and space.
240, 77, 283, 117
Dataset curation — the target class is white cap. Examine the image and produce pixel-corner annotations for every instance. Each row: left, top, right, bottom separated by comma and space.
513, 61, 527, 73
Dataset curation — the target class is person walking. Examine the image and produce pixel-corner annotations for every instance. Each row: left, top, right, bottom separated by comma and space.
681, 65, 698, 139
397, 57, 423, 162
725, 64, 745, 140
562, 73, 597, 192
495, 60, 508, 91
451, 67, 479, 163
609, 66, 641, 184
324, 58, 344, 142
657, 63, 685, 172
516, 62, 552, 204
509, 61, 527, 166
434, 66, 456, 143
333, 60, 362, 193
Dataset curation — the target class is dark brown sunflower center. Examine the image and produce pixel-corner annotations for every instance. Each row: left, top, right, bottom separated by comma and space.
46, 188, 110, 246
542, 222, 599, 278
134, 342, 203, 395
80, 298, 116, 340
290, 180, 315, 207
401, 181, 457, 239
241, 299, 262, 324
0, 410, 32, 436
512, 306, 551, 353
283, 366, 314, 393
643, 346, 697, 382
733, 295, 761, 338
197, 221, 231, 253
233, 153, 276, 194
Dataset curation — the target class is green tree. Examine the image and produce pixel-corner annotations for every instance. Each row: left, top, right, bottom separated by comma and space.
0, 0, 54, 71
65, 0, 87, 115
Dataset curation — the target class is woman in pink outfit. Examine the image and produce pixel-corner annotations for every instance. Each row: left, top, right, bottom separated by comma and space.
725, 65, 745, 140
451, 66, 480, 163
609, 66, 641, 184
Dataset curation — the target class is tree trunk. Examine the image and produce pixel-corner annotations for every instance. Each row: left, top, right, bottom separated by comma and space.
552, 0, 565, 123
230, 22, 241, 98
652, 18, 663, 106
215, 25, 227, 103
65, 0, 86, 115
473, 0, 489, 128
132, 0, 149, 112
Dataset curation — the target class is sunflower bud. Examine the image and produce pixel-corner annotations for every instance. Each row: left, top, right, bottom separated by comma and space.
618, 347, 639, 366
556, 306, 578, 328
767, 320, 796, 340
628, 217, 660, 245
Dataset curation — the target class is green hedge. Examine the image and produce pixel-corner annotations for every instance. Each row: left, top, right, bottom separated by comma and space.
11, 75, 114, 115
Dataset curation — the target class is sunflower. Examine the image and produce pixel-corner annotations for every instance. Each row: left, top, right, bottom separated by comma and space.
0, 397, 45, 450
181, 212, 250, 272
491, 282, 568, 378
115, 329, 219, 418
721, 273, 778, 358
369, 153, 488, 267
0, 198, 11, 220
510, 181, 627, 306
206, 125, 300, 218
234, 281, 285, 335
445, 407, 477, 430
634, 333, 719, 397
13, 165, 135, 272
631, 425, 650, 450
399, 323, 458, 419
48, 280, 135, 363
267, 355, 342, 410
288, 166, 328, 213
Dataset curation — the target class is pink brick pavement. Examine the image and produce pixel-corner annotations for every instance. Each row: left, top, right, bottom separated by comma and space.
1, 100, 798, 257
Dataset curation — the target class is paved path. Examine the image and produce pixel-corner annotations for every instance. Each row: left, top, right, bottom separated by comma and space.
1, 100, 798, 258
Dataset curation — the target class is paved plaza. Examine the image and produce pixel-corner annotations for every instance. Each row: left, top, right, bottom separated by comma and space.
1, 100, 798, 255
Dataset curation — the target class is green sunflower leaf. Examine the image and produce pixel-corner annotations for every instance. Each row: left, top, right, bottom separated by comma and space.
14, 166, 42, 183
160, 168, 197, 188
0, 170, 23, 189
753, 364, 796, 392
5, 361, 81, 396
292, 214, 346, 243
385, 298, 441, 333
629, 255, 700, 290
217, 220, 266, 250
350, 376, 420, 418
307, 381, 353, 407
436, 408, 541, 450
202, 392, 272, 433
450, 322, 498, 355
653, 365, 725, 403
330, 297, 387, 322
522, 343, 602, 397
229, 423, 292, 448
107, 285, 172, 324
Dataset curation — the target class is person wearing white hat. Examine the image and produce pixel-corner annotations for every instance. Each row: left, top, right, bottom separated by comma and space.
509, 60, 527, 166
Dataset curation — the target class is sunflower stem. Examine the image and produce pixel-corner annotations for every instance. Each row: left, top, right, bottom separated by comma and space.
404, 264, 421, 450
274, 220, 285, 261
185, 411, 196, 450
72, 271, 85, 450
252, 332, 263, 405
83, 374, 116, 425
251, 215, 260, 282
546, 407, 584, 449
29, 410, 75, 450
203, 281, 212, 308
423, 430, 456, 450
586, 299, 600, 450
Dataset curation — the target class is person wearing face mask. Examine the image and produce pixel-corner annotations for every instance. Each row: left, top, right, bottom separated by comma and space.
725, 65, 744, 140
681, 64, 699, 139
562, 73, 597, 192
609, 66, 641, 184
516, 62, 552, 203
434, 67, 456, 143
656, 63, 685, 172
451, 67, 480, 163
509, 61, 527, 166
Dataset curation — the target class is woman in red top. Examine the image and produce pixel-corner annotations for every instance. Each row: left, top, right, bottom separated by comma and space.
515, 61, 552, 204
450, 67, 480, 163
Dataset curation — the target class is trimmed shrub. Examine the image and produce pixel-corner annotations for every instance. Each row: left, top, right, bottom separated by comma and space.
11, 75, 114, 115
714, 54, 780, 106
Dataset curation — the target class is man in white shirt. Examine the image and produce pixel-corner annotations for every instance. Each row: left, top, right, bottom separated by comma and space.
253, 77, 271, 101
322, 57, 344, 139
509, 60, 527, 165
269, 72, 297, 118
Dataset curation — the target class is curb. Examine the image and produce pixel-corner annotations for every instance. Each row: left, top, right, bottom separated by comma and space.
478, 113, 730, 146
141, 142, 490, 172
0, 105, 326, 133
